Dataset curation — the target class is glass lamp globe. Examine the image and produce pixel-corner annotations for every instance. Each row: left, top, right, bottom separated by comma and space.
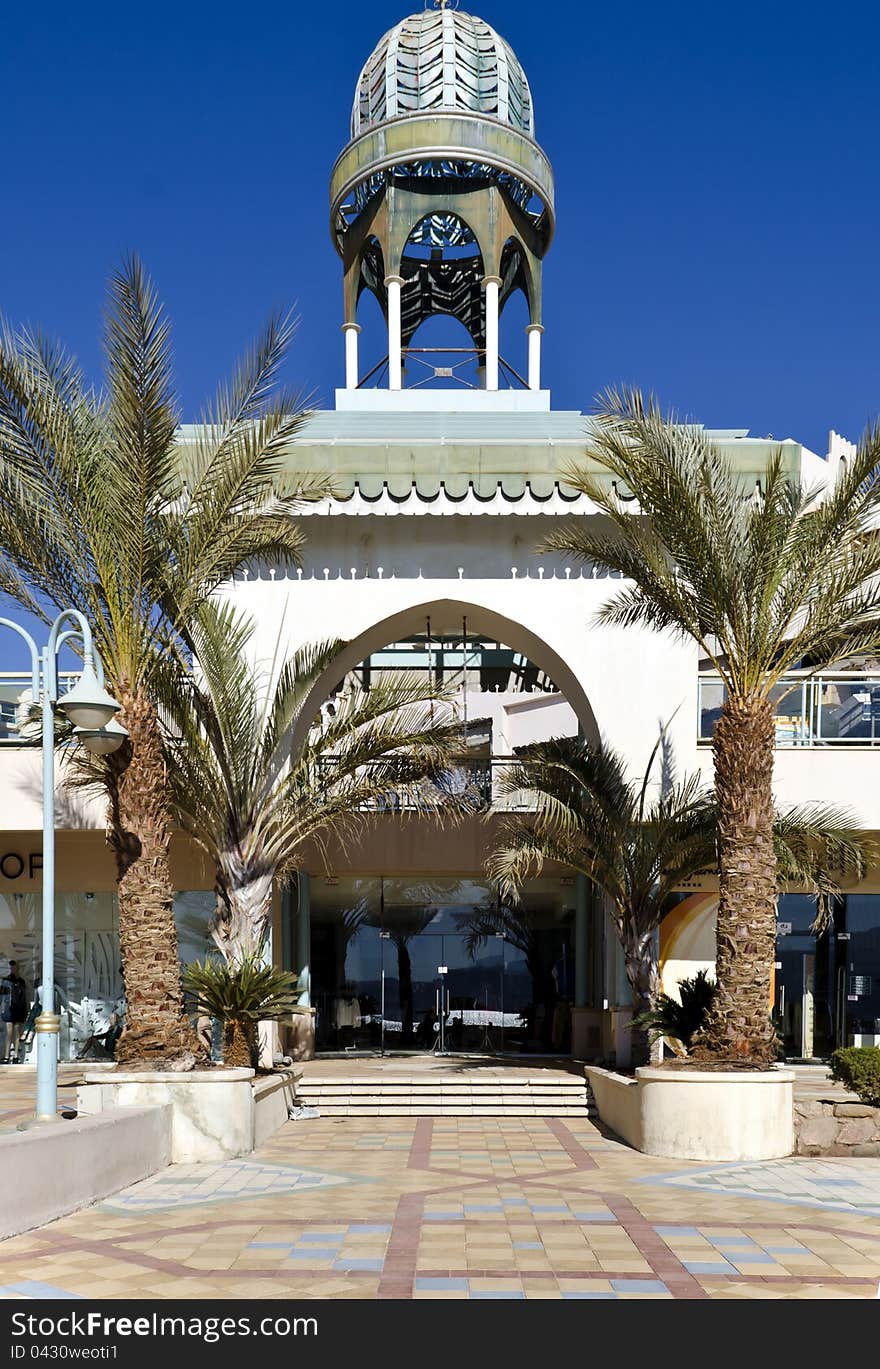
73, 718, 129, 756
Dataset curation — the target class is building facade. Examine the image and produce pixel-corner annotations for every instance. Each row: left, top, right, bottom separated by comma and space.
0, 5, 878, 1063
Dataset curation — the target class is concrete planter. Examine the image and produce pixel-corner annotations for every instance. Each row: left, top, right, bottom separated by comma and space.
586, 1063, 795, 1162
78, 1066, 299, 1162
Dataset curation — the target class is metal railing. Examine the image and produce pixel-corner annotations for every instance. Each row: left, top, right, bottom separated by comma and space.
0, 672, 81, 743
312, 756, 535, 813
698, 672, 880, 747
358, 347, 528, 391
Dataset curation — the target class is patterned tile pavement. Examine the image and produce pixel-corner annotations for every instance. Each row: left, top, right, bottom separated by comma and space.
0, 1065, 82, 1134
0, 1108, 879, 1300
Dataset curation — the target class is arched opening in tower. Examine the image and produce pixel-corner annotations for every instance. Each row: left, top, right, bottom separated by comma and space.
399, 211, 485, 384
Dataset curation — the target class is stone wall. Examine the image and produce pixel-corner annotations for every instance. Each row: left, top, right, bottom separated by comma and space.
794, 1098, 880, 1156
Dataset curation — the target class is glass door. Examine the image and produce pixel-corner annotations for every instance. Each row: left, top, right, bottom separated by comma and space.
380, 928, 442, 1051
440, 931, 504, 1053
775, 894, 837, 1058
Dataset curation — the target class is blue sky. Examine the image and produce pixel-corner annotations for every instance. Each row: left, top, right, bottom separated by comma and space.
1, 0, 878, 452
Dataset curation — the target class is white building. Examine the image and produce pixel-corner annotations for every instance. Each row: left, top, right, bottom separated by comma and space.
0, 5, 877, 1065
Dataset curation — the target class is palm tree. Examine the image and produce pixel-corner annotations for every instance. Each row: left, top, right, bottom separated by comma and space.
0, 259, 326, 1064
162, 603, 465, 967
488, 736, 870, 1063
542, 388, 880, 1063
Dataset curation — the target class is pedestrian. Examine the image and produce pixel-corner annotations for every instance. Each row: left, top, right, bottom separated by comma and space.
2, 961, 28, 1063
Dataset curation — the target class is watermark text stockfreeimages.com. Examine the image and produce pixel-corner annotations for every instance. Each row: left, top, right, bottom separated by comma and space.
10, 1312, 317, 1346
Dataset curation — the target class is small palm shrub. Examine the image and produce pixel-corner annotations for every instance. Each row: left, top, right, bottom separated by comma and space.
183, 955, 303, 1069
830, 1046, 880, 1107
630, 970, 717, 1054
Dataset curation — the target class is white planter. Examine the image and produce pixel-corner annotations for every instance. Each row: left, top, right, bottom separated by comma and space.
586, 1064, 795, 1162
77, 1067, 298, 1162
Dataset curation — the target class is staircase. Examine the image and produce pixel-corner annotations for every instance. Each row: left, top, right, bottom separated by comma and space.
294, 1064, 594, 1118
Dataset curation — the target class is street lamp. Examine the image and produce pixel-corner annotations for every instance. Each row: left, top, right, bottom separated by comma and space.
0, 610, 126, 1126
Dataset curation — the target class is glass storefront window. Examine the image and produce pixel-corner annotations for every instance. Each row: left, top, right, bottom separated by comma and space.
839, 896, 880, 1044
775, 893, 880, 1057
0, 889, 216, 1063
311, 877, 383, 1052
0, 891, 120, 1063
775, 894, 836, 1059
310, 874, 574, 1055
174, 891, 217, 966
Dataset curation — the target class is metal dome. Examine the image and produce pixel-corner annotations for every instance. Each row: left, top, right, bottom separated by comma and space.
352, 7, 534, 139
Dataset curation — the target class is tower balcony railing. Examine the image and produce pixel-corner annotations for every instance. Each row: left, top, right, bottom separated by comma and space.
312, 755, 536, 813
358, 347, 528, 390
698, 671, 880, 747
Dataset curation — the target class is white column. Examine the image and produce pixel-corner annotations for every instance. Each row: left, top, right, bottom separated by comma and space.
342, 323, 360, 390
526, 323, 544, 391
385, 275, 404, 391
483, 275, 501, 391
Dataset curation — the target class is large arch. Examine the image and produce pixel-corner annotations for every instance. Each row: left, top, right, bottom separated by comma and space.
290, 597, 599, 754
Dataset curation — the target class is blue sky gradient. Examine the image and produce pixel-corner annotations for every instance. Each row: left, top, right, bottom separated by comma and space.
0, 1, 877, 470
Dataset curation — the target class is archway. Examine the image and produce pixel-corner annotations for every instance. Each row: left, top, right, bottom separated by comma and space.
292, 600, 598, 1056
290, 598, 599, 755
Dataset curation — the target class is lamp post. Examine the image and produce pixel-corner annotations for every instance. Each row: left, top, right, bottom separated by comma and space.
0, 611, 125, 1126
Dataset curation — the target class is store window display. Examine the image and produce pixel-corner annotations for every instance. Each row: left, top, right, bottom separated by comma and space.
0, 888, 215, 1061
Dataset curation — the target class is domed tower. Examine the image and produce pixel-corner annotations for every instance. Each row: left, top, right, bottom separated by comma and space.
330, 1, 555, 399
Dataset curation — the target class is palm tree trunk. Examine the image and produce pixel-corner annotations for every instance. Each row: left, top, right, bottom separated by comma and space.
693, 694, 779, 1064
223, 1018, 256, 1068
625, 940, 660, 1067
107, 690, 193, 1067
212, 870, 273, 966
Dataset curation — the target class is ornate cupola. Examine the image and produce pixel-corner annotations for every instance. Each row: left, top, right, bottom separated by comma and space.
329, 2, 555, 398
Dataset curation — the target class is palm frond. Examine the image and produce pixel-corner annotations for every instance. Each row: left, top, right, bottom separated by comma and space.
547, 389, 880, 696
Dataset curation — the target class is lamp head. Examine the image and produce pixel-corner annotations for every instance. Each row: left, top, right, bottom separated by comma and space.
74, 717, 129, 756
57, 662, 121, 730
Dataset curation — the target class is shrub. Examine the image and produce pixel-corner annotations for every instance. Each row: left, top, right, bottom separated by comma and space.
183, 955, 303, 1069
630, 969, 717, 1053
829, 1046, 880, 1107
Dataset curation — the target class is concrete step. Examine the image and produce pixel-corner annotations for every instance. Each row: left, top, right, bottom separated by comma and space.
299, 1084, 586, 1095
299, 1078, 587, 1084
299, 1100, 596, 1111
294, 1072, 595, 1118
297, 1095, 590, 1108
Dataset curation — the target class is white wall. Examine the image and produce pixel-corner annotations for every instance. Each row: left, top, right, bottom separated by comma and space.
3, 482, 880, 836
227, 526, 701, 786
0, 750, 106, 832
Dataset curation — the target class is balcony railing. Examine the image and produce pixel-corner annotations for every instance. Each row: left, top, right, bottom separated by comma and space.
0, 672, 80, 744
312, 756, 535, 813
698, 672, 880, 747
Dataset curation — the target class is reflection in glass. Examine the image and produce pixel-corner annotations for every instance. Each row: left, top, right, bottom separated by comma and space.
775, 894, 836, 1058
841, 895, 880, 1043
0, 892, 121, 1061
311, 878, 383, 1051
0, 889, 218, 1062
310, 875, 574, 1055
